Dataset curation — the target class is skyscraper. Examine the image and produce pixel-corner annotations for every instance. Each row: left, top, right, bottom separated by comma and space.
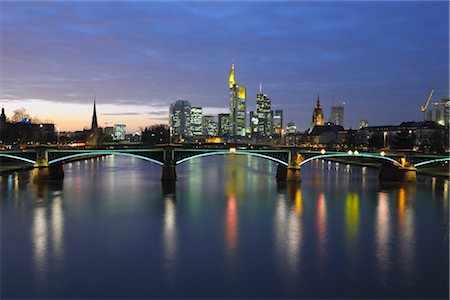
229, 63, 246, 137
202, 115, 217, 136
256, 82, 272, 137
190, 107, 203, 136
311, 94, 324, 127
330, 102, 344, 127
273, 109, 283, 137
218, 113, 231, 137
249, 111, 258, 137
169, 99, 191, 139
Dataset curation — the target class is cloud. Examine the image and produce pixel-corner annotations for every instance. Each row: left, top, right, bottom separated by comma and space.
101, 112, 143, 116
0, 1, 448, 130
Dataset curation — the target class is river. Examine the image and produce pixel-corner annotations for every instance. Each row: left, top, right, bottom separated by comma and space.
1, 155, 448, 298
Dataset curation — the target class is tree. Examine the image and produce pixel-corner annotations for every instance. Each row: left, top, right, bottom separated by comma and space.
11, 107, 30, 123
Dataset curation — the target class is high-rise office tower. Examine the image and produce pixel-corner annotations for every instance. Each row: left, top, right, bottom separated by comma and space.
202, 115, 217, 136
169, 99, 191, 138
312, 94, 324, 127
330, 102, 344, 127
256, 81, 272, 137
273, 109, 283, 137
249, 111, 258, 137
190, 107, 203, 136
229, 63, 246, 137
218, 113, 231, 137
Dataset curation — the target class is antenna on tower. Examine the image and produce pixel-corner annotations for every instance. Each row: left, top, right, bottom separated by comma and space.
259, 81, 262, 93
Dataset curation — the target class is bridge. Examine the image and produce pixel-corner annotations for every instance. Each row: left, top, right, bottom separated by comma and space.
0, 146, 448, 182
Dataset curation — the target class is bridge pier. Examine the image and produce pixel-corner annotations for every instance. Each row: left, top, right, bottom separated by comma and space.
33, 163, 65, 181
34, 147, 49, 168
161, 148, 176, 182
379, 165, 416, 182
161, 163, 177, 181
276, 149, 303, 182
276, 164, 301, 182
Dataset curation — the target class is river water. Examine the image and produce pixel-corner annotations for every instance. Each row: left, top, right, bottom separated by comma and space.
1, 155, 449, 299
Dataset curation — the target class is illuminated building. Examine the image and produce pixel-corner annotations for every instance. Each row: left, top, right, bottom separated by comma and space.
425, 98, 449, 126
190, 107, 203, 136
169, 99, 191, 140
273, 109, 283, 137
311, 94, 324, 128
229, 63, 247, 137
249, 111, 258, 137
256, 81, 272, 137
202, 115, 217, 136
359, 120, 369, 129
218, 113, 231, 137
286, 121, 297, 135
330, 103, 344, 127
113, 124, 126, 141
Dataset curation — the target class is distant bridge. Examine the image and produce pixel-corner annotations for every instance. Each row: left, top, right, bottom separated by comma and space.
0, 146, 448, 182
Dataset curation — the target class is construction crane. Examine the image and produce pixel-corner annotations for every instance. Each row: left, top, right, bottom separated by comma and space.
420, 88, 435, 112
432, 95, 450, 106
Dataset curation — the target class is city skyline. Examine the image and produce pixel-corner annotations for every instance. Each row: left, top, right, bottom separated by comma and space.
1, 1, 449, 132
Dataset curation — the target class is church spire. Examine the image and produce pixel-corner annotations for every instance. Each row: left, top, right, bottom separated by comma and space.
0, 106, 6, 123
91, 96, 98, 131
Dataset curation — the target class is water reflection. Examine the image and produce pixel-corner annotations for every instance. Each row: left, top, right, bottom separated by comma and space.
162, 193, 177, 286
225, 195, 238, 268
30, 180, 65, 293
316, 193, 327, 265
274, 183, 303, 295
345, 192, 360, 252
375, 191, 390, 286
397, 186, 415, 283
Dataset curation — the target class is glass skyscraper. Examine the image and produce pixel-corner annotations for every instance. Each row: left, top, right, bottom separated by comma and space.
229, 64, 246, 137
190, 107, 203, 136
169, 99, 191, 139
256, 82, 272, 137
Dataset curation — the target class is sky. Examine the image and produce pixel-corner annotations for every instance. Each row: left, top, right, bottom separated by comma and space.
0, 1, 449, 132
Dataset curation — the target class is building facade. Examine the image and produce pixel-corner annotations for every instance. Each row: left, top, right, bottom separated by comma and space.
256, 82, 272, 137
169, 99, 191, 140
286, 121, 297, 135
190, 107, 203, 136
273, 109, 283, 137
330, 103, 344, 127
218, 113, 230, 137
113, 124, 126, 141
202, 115, 217, 136
312, 95, 324, 127
229, 64, 246, 137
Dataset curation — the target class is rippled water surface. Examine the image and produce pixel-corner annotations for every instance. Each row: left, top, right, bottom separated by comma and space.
1, 156, 449, 298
